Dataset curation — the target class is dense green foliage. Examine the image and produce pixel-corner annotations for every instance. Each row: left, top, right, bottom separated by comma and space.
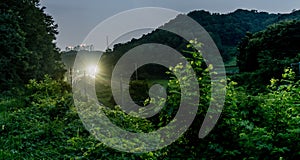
1, 2, 300, 158
1, 57, 299, 159
236, 20, 300, 92
0, 0, 64, 90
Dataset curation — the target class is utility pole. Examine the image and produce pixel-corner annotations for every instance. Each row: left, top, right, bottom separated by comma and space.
70, 68, 73, 85
120, 74, 124, 106
135, 63, 138, 80
106, 36, 109, 50
84, 70, 87, 98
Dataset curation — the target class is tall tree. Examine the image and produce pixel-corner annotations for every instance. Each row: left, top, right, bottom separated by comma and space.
0, 0, 64, 90
237, 20, 300, 85
0, 9, 28, 89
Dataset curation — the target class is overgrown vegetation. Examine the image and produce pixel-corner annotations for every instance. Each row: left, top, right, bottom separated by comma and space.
1, 0, 300, 159
1, 56, 299, 159
236, 20, 300, 92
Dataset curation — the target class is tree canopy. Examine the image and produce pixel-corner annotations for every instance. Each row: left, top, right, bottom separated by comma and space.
0, 0, 64, 90
237, 20, 300, 86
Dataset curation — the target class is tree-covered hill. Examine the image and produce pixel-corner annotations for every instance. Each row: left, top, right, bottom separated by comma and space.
106, 9, 300, 64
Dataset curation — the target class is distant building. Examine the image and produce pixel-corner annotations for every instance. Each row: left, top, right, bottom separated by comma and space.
65, 44, 94, 52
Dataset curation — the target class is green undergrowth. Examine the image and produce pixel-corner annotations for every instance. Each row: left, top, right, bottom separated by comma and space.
0, 69, 300, 159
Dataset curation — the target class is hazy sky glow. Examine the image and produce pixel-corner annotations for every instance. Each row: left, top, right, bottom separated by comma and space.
40, 0, 300, 50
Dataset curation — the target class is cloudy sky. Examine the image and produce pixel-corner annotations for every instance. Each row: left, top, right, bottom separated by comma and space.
40, 0, 300, 50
